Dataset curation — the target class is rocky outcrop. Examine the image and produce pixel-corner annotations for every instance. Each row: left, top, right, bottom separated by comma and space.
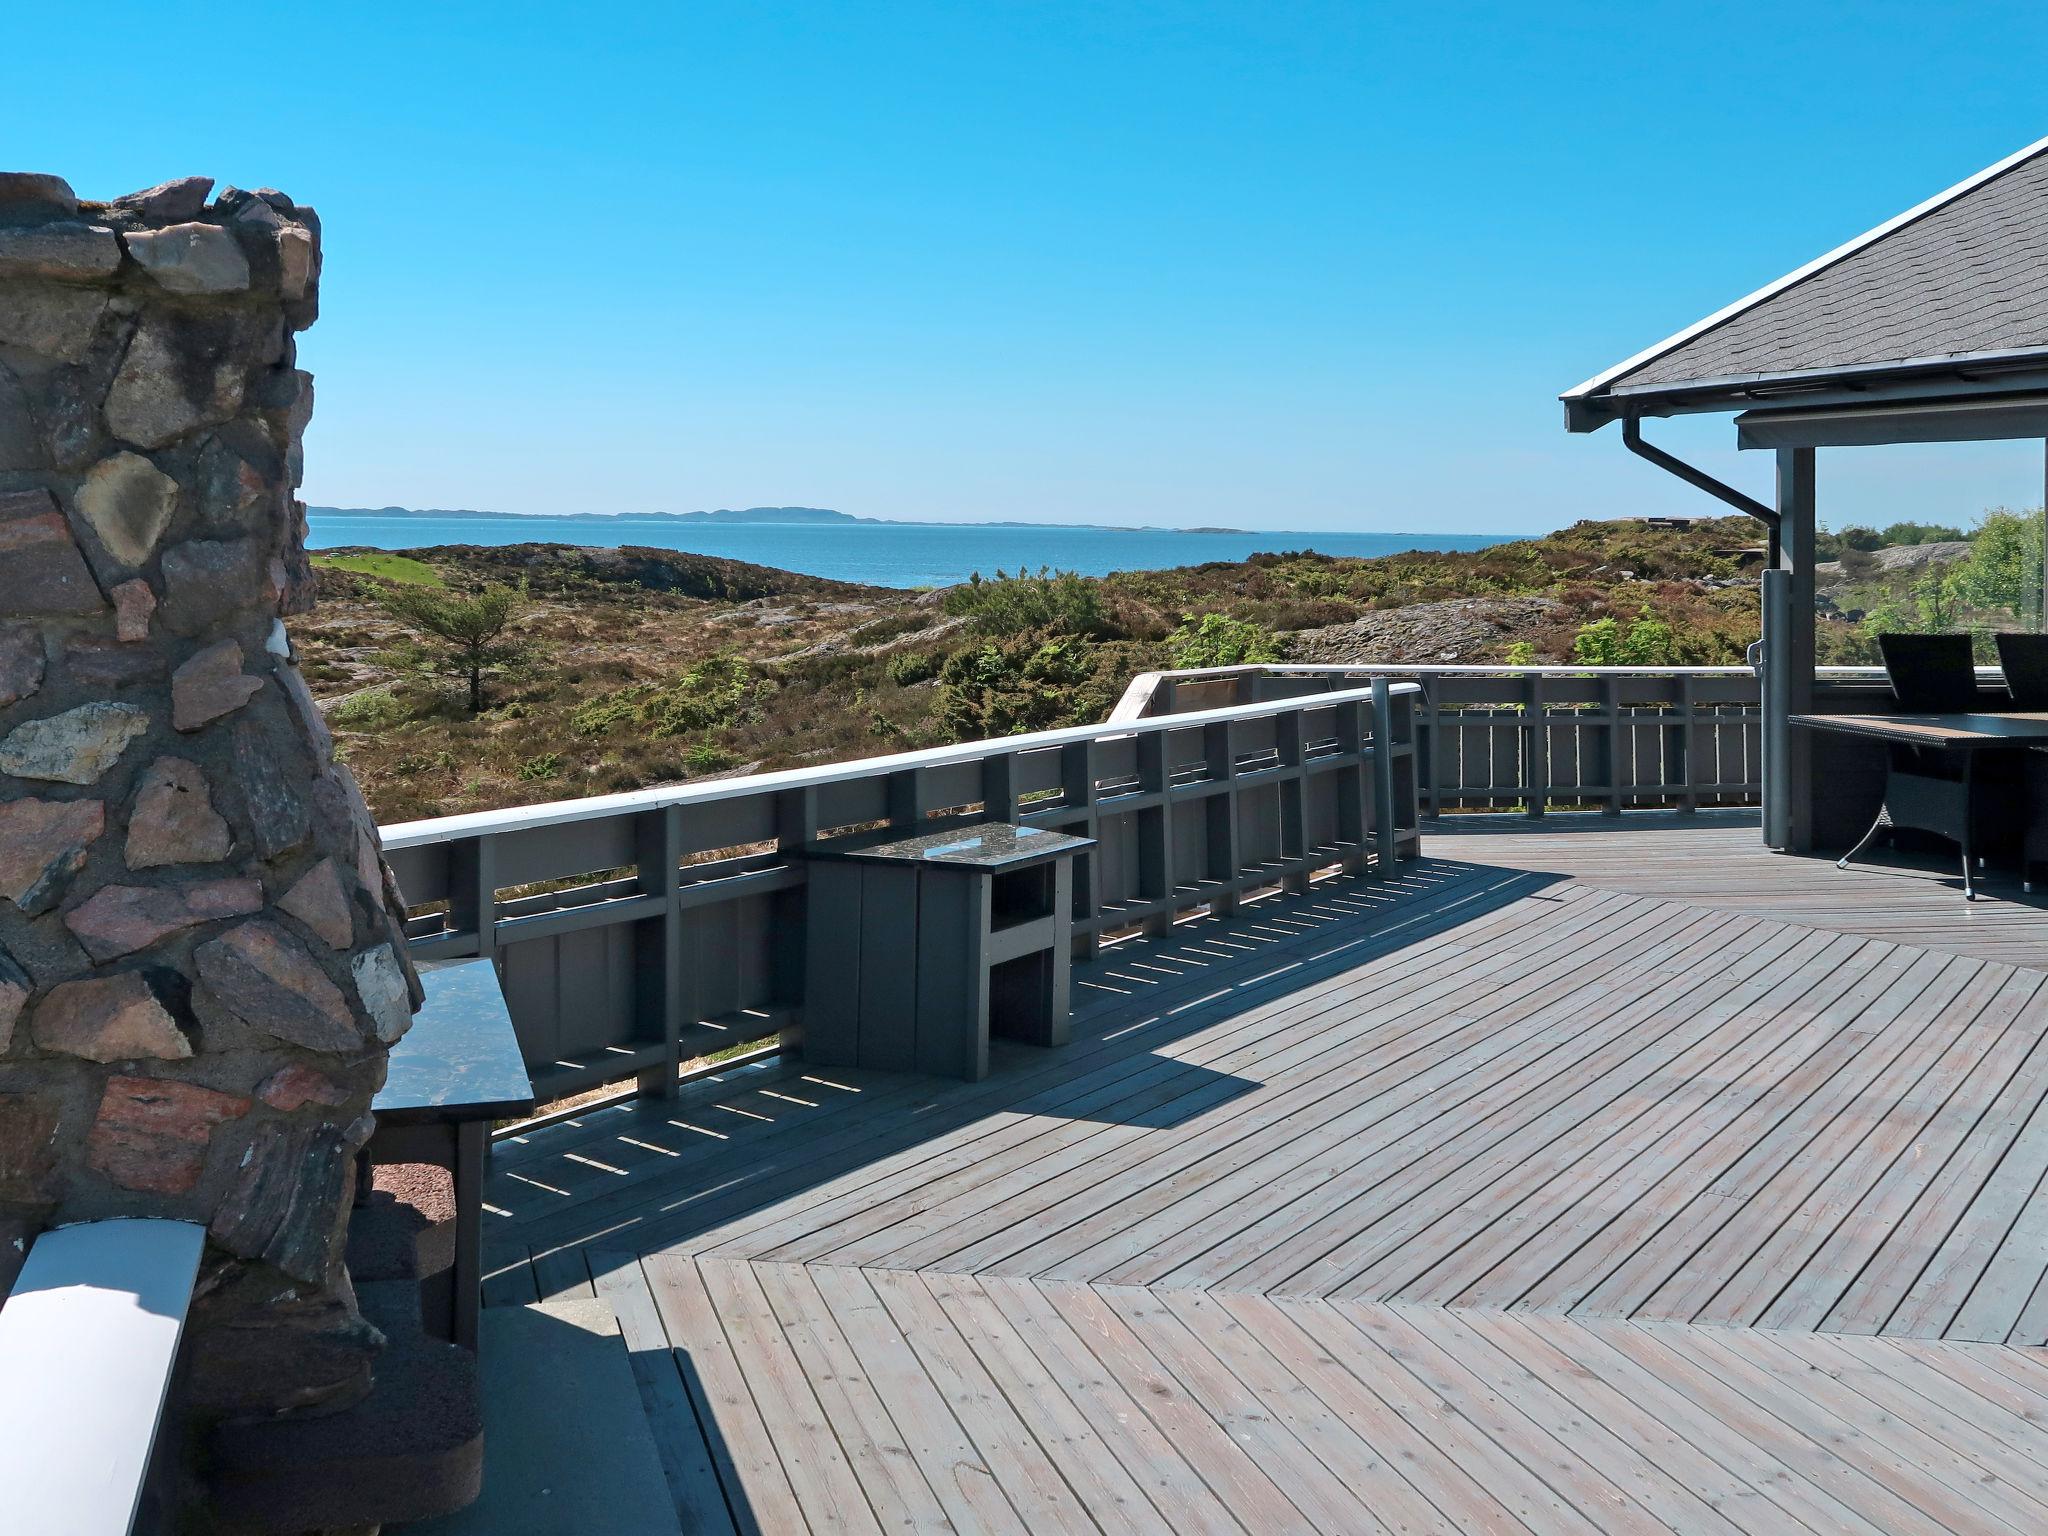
1290, 595, 1568, 665
0, 171, 420, 1448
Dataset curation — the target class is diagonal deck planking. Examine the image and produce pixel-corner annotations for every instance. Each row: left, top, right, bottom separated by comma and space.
482, 819, 2048, 1533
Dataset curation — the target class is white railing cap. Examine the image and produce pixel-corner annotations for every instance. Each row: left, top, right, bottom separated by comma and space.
383, 681, 1420, 849
0, 1218, 206, 1536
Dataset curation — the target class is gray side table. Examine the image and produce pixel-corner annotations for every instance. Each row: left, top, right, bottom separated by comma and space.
801, 822, 1096, 1080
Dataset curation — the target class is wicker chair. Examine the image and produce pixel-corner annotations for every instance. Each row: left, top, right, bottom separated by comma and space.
1837, 634, 1982, 896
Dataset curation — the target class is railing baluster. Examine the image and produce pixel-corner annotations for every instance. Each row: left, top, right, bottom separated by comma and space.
1371, 677, 1398, 873
1523, 673, 1548, 818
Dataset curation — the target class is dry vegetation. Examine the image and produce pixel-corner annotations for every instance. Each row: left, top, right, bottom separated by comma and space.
300, 517, 1783, 824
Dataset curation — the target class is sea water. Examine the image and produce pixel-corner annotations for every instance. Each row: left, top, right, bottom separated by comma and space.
305, 514, 1508, 590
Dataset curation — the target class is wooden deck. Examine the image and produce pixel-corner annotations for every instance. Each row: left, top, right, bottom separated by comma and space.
481, 819, 2048, 1534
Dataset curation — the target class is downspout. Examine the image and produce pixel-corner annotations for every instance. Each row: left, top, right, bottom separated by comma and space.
1622, 415, 1782, 566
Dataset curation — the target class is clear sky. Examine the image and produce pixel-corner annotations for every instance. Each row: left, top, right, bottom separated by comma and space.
14, 1, 2048, 534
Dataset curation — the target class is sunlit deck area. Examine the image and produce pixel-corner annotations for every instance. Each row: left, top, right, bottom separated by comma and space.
480, 817, 2048, 1534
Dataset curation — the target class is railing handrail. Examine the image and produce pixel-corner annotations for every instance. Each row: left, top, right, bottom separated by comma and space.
0, 1217, 206, 1536
1126, 661, 2000, 680
382, 680, 1423, 849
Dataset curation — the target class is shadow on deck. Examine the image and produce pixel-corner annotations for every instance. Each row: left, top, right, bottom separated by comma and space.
478, 819, 2048, 1534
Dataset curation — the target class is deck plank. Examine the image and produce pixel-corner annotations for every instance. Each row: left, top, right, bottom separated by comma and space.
488, 819, 2048, 1532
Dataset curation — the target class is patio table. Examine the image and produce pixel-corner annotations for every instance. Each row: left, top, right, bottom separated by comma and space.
368, 957, 534, 1350
1792, 712, 2048, 899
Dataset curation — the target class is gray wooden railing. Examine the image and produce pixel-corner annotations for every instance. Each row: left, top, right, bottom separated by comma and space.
380, 681, 1421, 1105
1115, 663, 1772, 817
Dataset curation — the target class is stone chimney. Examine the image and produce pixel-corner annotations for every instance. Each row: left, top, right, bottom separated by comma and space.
0, 172, 421, 1419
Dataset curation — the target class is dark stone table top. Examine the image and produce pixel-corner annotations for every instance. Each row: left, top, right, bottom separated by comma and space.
807, 820, 1096, 871
1792, 711, 2048, 749
373, 957, 536, 1124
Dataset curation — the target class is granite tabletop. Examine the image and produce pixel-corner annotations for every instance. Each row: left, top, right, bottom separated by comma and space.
374, 957, 536, 1123
807, 820, 1096, 870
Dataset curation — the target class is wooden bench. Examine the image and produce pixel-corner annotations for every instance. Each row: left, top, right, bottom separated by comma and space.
0, 1218, 205, 1535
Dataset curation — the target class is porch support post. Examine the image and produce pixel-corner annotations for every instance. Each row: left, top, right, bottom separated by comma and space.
1777, 447, 1818, 853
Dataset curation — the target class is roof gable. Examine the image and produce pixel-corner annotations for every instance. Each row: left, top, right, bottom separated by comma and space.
1566, 135, 2048, 413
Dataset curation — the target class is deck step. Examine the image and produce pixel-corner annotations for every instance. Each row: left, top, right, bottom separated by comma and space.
347, 1162, 457, 1284
396, 1296, 681, 1536
207, 1278, 483, 1533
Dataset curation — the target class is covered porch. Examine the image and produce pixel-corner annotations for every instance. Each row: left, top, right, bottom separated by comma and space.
1563, 132, 2048, 865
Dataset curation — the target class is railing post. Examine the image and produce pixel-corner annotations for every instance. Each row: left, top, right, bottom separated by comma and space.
1138, 729, 1176, 936
1276, 707, 1308, 894
1060, 741, 1100, 957
1204, 720, 1240, 915
1762, 568, 1792, 849
1601, 674, 1623, 815
634, 806, 684, 1098
982, 752, 1018, 823
449, 833, 498, 958
1371, 677, 1399, 873
1523, 673, 1548, 818
886, 766, 921, 827
1334, 699, 1368, 872
1676, 673, 1698, 813
1420, 677, 1442, 821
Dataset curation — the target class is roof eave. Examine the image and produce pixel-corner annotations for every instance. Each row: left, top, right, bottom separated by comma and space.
1563, 345, 2048, 433
1560, 131, 2048, 422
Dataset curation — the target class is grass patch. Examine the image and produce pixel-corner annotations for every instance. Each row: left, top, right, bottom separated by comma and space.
313, 551, 444, 586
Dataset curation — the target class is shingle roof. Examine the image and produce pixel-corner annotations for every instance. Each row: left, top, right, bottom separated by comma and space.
1566, 135, 2048, 412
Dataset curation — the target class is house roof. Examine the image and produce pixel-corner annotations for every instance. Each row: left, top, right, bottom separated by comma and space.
1564, 134, 2048, 430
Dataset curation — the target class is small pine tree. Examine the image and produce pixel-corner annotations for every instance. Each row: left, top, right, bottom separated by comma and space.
380, 583, 525, 714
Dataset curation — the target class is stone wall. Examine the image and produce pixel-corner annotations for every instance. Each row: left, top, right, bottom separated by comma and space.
0, 172, 420, 1418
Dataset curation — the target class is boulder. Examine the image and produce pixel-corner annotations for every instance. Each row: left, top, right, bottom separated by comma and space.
280, 858, 355, 949
211, 1117, 360, 1283
0, 797, 105, 912
86, 1074, 248, 1194
0, 222, 120, 282
126, 756, 231, 867
33, 973, 191, 1063
76, 450, 179, 567
123, 222, 251, 295
0, 1094, 63, 1205
111, 579, 155, 642
257, 1063, 352, 1113
0, 285, 107, 361
159, 537, 274, 635
171, 638, 263, 730
105, 318, 244, 449
0, 624, 45, 708
0, 701, 149, 784
110, 177, 214, 222
63, 878, 264, 962
0, 950, 31, 1052
0, 173, 78, 216
233, 716, 309, 856
351, 946, 412, 1043
0, 488, 107, 617
195, 922, 359, 1053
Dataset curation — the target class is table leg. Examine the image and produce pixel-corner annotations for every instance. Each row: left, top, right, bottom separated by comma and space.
452, 1119, 485, 1351
1962, 754, 1978, 902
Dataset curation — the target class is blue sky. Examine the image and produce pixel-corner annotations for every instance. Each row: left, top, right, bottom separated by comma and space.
14, 2, 2048, 533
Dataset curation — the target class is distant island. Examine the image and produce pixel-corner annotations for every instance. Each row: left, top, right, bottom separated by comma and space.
307, 505, 1251, 534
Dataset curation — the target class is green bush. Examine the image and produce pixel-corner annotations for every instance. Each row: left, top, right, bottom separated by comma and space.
941, 568, 1110, 638
937, 637, 1106, 738
1167, 612, 1282, 668
571, 653, 759, 738
886, 650, 942, 687
516, 752, 562, 781
328, 688, 408, 730
1571, 609, 1676, 666
683, 739, 737, 773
